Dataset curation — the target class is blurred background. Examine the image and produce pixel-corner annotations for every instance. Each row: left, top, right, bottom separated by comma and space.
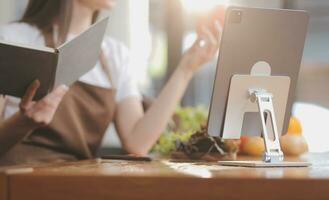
0, 0, 328, 153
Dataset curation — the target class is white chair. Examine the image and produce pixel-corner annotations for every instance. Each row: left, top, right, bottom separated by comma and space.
294, 63, 329, 152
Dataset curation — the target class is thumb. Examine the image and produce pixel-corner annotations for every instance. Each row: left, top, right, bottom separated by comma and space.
44, 85, 69, 105
20, 80, 40, 112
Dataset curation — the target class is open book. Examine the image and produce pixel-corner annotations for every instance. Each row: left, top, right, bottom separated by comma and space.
0, 17, 109, 100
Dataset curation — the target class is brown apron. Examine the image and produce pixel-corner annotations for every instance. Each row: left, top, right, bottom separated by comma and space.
0, 82, 116, 165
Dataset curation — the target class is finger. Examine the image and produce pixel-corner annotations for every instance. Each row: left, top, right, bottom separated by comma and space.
42, 85, 68, 106
214, 20, 222, 33
214, 20, 223, 44
188, 35, 203, 53
24, 85, 68, 125
29, 85, 68, 120
201, 26, 217, 46
195, 29, 217, 56
196, 36, 207, 49
20, 80, 40, 111
29, 106, 55, 125
203, 26, 221, 57
200, 38, 215, 58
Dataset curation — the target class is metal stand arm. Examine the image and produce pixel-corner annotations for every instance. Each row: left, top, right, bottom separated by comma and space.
249, 89, 284, 163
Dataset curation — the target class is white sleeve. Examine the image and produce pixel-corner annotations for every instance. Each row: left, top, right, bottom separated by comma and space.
0, 24, 14, 41
103, 38, 142, 102
116, 47, 142, 102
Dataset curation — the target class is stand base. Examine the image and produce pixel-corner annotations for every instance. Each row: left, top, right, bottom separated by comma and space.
218, 161, 311, 168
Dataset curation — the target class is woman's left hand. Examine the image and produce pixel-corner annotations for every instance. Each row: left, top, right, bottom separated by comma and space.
179, 21, 222, 73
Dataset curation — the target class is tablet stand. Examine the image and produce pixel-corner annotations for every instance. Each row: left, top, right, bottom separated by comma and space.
218, 75, 310, 167
249, 88, 284, 163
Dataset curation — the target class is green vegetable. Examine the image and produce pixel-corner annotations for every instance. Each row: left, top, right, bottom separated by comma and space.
152, 106, 208, 155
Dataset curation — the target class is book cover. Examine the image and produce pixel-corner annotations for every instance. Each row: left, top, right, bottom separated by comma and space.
0, 17, 109, 100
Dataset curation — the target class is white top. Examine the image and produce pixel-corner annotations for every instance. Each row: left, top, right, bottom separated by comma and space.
0, 22, 141, 119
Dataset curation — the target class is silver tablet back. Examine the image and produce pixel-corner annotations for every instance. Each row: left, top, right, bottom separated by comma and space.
207, 7, 309, 137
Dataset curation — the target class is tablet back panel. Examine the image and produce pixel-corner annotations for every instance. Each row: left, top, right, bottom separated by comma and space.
208, 7, 309, 137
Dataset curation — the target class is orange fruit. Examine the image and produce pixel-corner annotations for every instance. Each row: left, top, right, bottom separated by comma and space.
241, 136, 265, 156
280, 134, 308, 156
239, 136, 249, 151
287, 117, 302, 135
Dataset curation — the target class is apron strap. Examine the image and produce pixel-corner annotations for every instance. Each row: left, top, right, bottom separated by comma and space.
99, 50, 116, 89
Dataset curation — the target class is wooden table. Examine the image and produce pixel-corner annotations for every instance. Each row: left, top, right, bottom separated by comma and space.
1, 153, 329, 200
0, 172, 6, 200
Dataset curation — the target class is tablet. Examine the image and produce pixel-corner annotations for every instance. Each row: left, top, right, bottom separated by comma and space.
207, 7, 309, 137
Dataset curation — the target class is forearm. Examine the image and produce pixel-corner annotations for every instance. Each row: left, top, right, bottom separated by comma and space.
0, 112, 38, 156
124, 64, 194, 155
117, 24, 220, 155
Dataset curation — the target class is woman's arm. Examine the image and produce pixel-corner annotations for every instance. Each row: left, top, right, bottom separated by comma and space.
0, 113, 39, 156
0, 80, 67, 156
115, 65, 193, 155
115, 27, 221, 155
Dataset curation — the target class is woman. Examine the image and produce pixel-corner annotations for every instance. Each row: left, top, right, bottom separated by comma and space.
0, 0, 220, 165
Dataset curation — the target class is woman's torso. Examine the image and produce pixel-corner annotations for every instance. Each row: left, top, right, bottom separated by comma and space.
0, 22, 141, 165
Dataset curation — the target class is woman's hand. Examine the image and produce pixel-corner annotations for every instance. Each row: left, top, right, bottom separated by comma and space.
19, 80, 68, 126
179, 21, 222, 74
0, 80, 68, 155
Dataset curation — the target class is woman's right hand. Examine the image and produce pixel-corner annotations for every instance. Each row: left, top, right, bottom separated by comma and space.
19, 80, 68, 126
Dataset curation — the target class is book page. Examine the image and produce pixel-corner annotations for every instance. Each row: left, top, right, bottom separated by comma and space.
55, 17, 109, 87
0, 96, 6, 122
